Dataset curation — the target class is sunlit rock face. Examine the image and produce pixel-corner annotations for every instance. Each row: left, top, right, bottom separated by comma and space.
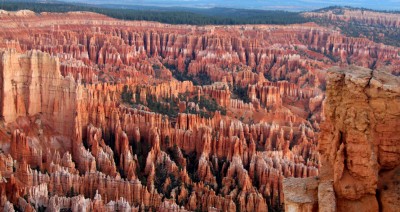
284, 66, 400, 212
319, 66, 400, 211
0, 10, 398, 211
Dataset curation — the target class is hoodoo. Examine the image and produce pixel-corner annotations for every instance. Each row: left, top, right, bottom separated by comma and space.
0, 5, 398, 211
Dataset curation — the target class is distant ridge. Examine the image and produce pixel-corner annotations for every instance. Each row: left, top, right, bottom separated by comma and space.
0, 1, 309, 25
312, 5, 400, 14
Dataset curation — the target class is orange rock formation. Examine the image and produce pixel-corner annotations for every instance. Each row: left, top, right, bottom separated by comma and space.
0, 9, 398, 211
283, 66, 400, 212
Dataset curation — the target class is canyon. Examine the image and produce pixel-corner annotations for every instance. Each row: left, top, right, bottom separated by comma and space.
0, 9, 398, 212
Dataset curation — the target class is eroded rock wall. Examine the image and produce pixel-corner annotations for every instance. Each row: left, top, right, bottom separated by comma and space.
284, 66, 400, 212
0, 49, 77, 135
319, 66, 400, 211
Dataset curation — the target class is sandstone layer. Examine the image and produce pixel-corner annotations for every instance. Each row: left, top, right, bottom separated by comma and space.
284, 66, 400, 212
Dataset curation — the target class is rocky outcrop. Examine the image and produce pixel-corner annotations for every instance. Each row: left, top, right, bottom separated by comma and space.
283, 66, 400, 212
0, 49, 77, 136
319, 66, 400, 211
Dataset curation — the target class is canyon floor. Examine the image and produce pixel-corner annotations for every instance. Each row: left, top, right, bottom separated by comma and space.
0, 8, 399, 212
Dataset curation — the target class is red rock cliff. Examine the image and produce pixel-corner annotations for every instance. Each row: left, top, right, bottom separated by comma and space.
283, 66, 400, 212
